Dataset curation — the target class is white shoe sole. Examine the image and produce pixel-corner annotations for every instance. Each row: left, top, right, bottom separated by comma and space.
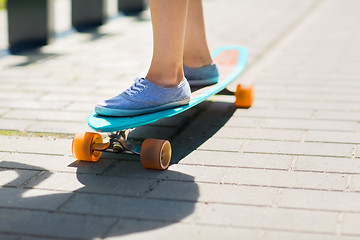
95, 98, 190, 117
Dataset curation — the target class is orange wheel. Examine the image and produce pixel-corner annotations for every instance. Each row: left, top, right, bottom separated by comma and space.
235, 84, 254, 108
140, 139, 171, 170
72, 132, 103, 162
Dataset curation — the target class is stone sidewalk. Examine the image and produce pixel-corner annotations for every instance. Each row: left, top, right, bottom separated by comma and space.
1, 0, 360, 239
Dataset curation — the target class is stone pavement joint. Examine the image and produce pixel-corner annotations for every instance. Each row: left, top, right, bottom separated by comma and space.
1, 0, 360, 239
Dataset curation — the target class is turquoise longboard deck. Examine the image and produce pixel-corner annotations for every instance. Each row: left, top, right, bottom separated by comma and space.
88, 45, 248, 132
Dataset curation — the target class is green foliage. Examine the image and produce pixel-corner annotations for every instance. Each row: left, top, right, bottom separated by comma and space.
0, 0, 6, 10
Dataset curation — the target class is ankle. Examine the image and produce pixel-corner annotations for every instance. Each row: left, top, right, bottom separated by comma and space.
183, 54, 213, 68
146, 70, 184, 88
146, 59, 185, 87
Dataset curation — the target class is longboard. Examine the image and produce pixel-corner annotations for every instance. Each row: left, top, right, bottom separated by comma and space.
72, 46, 254, 170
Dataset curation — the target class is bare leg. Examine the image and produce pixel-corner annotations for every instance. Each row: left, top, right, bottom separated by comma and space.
146, 0, 189, 87
183, 0, 213, 68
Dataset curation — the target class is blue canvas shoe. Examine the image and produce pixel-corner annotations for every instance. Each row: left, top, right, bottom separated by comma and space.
183, 63, 219, 86
95, 78, 191, 117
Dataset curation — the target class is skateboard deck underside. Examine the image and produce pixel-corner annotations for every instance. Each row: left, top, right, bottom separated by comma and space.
88, 46, 248, 132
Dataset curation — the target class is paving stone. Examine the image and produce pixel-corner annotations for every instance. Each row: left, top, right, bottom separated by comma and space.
263, 231, 359, 240
62, 192, 200, 223
261, 119, 358, 132
0, 108, 9, 116
24, 171, 84, 192
305, 131, 360, 144
0, 187, 71, 211
244, 140, 353, 157
63, 102, 95, 112
197, 138, 246, 152
355, 145, 360, 159
0, 100, 68, 111
3, 110, 89, 122
315, 110, 360, 121
18, 235, 64, 240
105, 161, 227, 184
223, 168, 348, 190
102, 160, 175, 178
180, 151, 292, 170
0, 92, 41, 101
0, 119, 36, 132
27, 121, 90, 135
26, 171, 158, 197
21, 85, 97, 95
273, 100, 360, 112
278, 189, 360, 212
208, 127, 304, 141
220, 117, 262, 128
107, 219, 260, 240
0, 208, 116, 239
257, 91, 321, 102
20, 235, 65, 240
39, 93, 105, 103
349, 175, 360, 192
197, 204, 338, 234
147, 181, 278, 206
0, 233, 19, 240
0, 136, 72, 156
295, 156, 360, 174
165, 164, 228, 183
322, 94, 360, 103
0, 168, 39, 187
342, 213, 360, 235
250, 100, 276, 109
0, 152, 115, 174
232, 108, 314, 119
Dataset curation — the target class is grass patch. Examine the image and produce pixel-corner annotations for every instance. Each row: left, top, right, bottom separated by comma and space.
0, 130, 73, 139
0, 0, 6, 10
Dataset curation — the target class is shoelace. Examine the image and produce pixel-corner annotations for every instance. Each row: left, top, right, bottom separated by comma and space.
124, 78, 148, 96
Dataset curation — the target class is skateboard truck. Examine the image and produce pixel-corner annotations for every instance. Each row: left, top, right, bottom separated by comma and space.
72, 130, 171, 170
107, 130, 141, 155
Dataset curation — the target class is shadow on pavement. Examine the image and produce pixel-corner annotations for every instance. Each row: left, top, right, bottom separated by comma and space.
72, 26, 116, 42
171, 100, 236, 164
0, 98, 235, 238
124, 100, 236, 164
0, 161, 199, 239
7, 50, 61, 67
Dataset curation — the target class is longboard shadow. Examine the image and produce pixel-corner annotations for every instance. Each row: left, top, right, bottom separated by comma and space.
0, 99, 235, 238
113, 99, 236, 162
170, 100, 237, 164
0, 161, 199, 238
115, 99, 236, 165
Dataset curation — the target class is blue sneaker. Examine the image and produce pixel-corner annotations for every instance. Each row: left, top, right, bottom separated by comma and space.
184, 63, 219, 86
95, 78, 191, 117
